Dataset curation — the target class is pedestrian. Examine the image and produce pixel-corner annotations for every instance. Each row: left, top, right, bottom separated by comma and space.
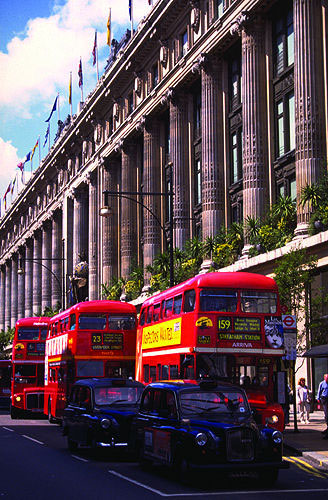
296, 378, 310, 424
317, 373, 328, 438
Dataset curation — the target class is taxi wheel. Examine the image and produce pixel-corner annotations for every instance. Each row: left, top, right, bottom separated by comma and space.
259, 469, 279, 486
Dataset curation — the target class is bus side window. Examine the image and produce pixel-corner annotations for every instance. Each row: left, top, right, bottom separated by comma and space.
70, 314, 76, 330
169, 365, 179, 379
183, 290, 196, 312
139, 308, 146, 326
164, 298, 173, 318
65, 318, 69, 331
146, 306, 154, 324
161, 365, 169, 380
173, 295, 182, 315
150, 366, 157, 382
144, 364, 150, 383
153, 304, 161, 322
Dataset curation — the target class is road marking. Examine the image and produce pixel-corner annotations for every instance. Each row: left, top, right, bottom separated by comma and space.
71, 455, 89, 463
108, 470, 328, 497
2, 427, 14, 432
284, 456, 327, 479
22, 435, 44, 445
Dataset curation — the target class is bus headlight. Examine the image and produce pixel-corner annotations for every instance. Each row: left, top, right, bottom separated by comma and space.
100, 418, 112, 430
265, 415, 279, 425
15, 396, 21, 402
195, 433, 208, 446
272, 431, 282, 444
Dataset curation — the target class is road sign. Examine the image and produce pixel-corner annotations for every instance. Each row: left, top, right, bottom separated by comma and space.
282, 314, 296, 329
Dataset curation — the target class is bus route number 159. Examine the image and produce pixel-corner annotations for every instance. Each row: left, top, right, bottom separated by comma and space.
217, 317, 232, 331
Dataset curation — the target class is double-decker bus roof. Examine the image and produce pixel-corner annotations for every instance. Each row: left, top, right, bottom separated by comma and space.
49, 300, 136, 322
141, 272, 278, 306
15, 317, 51, 328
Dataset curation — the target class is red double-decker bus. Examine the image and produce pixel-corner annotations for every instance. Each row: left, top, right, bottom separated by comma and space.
135, 272, 286, 431
44, 300, 137, 421
11, 317, 50, 419
0, 360, 11, 409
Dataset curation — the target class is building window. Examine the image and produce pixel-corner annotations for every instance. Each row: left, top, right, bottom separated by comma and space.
194, 158, 202, 206
194, 91, 201, 140
181, 30, 188, 58
231, 130, 242, 184
217, 0, 224, 19
229, 55, 242, 111
275, 92, 295, 158
273, 6, 294, 76
152, 63, 158, 89
128, 92, 134, 115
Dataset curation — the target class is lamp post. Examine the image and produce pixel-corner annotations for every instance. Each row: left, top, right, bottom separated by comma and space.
100, 163, 174, 287
18, 257, 65, 310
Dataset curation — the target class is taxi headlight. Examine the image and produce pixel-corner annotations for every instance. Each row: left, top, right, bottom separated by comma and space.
272, 431, 282, 444
100, 418, 112, 430
195, 432, 208, 446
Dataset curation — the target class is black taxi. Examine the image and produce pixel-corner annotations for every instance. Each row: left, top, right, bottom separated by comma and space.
63, 378, 144, 452
130, 380, 288, 484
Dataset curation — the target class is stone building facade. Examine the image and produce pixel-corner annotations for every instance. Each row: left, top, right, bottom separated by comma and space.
0, 0, 327, 370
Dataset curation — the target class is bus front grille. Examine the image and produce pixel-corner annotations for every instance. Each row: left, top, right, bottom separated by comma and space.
26, 393, 44, 410
226, 428, 255, 462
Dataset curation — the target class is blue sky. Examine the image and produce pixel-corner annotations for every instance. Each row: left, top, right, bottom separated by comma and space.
0, 0, 152, 214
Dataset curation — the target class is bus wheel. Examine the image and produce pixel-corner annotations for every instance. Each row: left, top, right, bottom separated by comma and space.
48, 400, 56, 424
10, 405, 20, 419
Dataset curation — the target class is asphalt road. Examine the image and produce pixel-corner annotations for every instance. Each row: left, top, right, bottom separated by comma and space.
1, 410, 328, 500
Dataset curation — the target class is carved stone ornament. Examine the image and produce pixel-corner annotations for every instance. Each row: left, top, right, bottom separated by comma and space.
114, 138, 124, 153
113, 102, 120, 120
68, 158, 74, 173
160, 87, 175, 106
191, 7, 200, 32
37, 195, 41, 207
95, 122, 102, 144
230, 11, 250, 36
160, 45, 169, 68
47, 184, 51, 197
134, 76, 142, 96
135, 115, 146, 132
191, 52, 208, 74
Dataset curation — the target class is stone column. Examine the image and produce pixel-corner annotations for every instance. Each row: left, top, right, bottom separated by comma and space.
143, 119, 161, 284
17, 247, 25, 320
169, 93, 190, 249
294, 0, 326, 236
201, 55, 225, 238
32, 230, 42, 315
241, 16, 269, 253
52, 210, 63, 310
11, 254, 18, 326
5, 260, 11, 329
25, 238, 33, 317
0, 266, 6, 331
41, 220, 52, 312
73, 187, 89, 268
102, 161, 118, 286
88, 171, 98, 300
121, 144, 138, 279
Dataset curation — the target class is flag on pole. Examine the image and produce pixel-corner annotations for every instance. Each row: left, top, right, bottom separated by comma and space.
24, 151, 31, 163
148, 0, 153, 5
78, 58, 83, 88
3, 182, 11, 210
30, 139, 39, 161
11, 175, 17, 195
107, 8, 111, 46
17, 160, 25, 183
92, 31, 97, 66
129, 0, 132, 20
45, 95, 59, 122
43, 124, 50, 147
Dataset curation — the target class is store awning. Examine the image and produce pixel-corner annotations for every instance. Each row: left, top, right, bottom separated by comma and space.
303, 344, 328, 358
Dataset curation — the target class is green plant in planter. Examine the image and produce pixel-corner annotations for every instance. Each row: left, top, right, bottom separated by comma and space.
300, 173, 328, 234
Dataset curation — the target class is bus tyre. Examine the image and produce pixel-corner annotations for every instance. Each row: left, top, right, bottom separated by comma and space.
10, 405, 19, 419
260, 469, 279, 486
48, 400, 56, 424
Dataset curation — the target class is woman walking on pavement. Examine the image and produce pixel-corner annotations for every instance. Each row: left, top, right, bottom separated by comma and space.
317, 373, 328, 438
297, 378, 310, 424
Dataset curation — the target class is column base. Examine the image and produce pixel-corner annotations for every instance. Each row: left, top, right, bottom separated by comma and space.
293, 223, 309, 240
240, 244, 252, 260
199, 259, 215, 274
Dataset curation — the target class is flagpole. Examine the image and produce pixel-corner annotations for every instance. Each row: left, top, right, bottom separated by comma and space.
96, 41, 99, 82
70, 72, 73, 118
57, 93, 60, 122
38, 136, 41, 166
130, 1, 134, 39
49, 123, 51, 153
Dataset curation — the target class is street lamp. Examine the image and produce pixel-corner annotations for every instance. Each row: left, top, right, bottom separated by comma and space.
18, 257, 65, 310
100, 163, 174, 287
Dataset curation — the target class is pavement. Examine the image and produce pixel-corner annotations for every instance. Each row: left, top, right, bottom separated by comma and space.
284, 409, 328, 471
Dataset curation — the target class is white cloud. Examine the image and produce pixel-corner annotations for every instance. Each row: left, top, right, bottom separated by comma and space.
0, 137, 20, 201
0, 0, 151, 115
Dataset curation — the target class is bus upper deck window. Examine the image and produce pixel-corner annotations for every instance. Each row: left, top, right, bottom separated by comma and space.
146, 306, 154, 324
173, 295, 182, 315
40, 328, 48, 340
70, 314, 76, 330
139, 308, 146, 326
183, 290, 196, 312
153, 304, 161, 322
199, 289, 237, 312
164, 298, 173, 317
241, 290, 277, 314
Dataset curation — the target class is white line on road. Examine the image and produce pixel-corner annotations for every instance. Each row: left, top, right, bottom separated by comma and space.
108, 471, 328, 498
71, 455, 89, 463
2, 427, 14, 432
22, 435, 44, 445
